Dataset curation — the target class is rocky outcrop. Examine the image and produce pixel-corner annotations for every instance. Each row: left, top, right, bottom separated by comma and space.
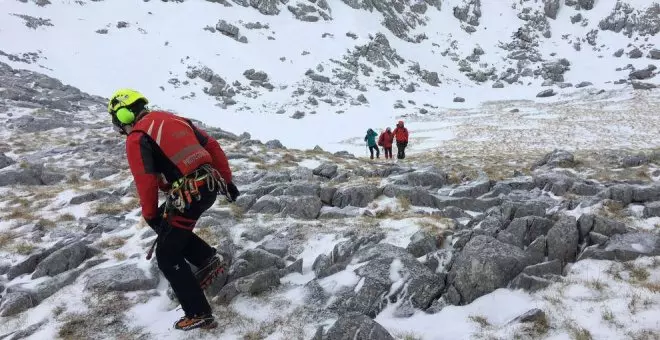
446, 235, 535, 304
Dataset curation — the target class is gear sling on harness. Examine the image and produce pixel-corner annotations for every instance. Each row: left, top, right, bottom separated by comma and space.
146, 165, 231, 260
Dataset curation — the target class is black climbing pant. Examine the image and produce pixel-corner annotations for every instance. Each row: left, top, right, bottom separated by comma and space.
368, 145, 380, 159
396, 141, 407, 159
383, 147, 393, 159
156, 185, 218, 317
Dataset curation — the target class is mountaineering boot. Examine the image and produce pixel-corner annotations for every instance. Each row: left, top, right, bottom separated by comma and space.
174, 314, 217, 331
194, 254, 225, 290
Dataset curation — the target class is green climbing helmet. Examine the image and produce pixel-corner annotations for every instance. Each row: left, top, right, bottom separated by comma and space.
107, 88, 149, 127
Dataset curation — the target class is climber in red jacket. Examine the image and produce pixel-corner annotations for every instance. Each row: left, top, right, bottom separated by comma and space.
108, 88, 240, 331
392, 120, 409, 159
378, 127, 394, 160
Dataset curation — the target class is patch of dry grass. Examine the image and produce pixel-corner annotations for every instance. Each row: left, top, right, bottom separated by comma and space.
601, 199, 627, 219
630, 266, 650, 282
58, 213, 76, 222
93, 199, 139, 216
398, 196, 411, 211
468, 315, 490, 328
586, 279, 607, 292
230, 204, 245, 219
57, 292, 145, 340
374, 207, 393, 219
627, 329, 660, 340
37, 218, 56, 228
513, 312, 551, 339
641, 282, 660, 293
97, 236, 127, 250
0, 231, 18, 250
5, 208, 37, 221
400, 334, 423, 340
112, 252, 127, 261
13, 241, 36, 255
568, 325, 593, 340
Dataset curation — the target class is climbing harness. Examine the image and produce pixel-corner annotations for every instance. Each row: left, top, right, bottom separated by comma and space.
166, 164, 232, 213
145, 165, 232, 260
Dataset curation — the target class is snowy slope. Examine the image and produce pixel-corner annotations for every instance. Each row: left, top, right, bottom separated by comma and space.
0, 0, 658, 154
1, 56, 660, 340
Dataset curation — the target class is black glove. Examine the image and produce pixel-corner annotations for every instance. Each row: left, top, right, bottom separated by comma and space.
146, 203, 167, 234
226, 182, 240, 201
146, 215, 164, 234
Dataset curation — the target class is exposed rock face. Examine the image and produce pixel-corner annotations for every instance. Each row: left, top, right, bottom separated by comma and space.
341, 0, 441, 41
447, 235, 534, 304
599, 2, 660, 37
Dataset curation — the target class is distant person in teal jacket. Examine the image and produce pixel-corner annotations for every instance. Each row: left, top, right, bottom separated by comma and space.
364, 128, 380, 159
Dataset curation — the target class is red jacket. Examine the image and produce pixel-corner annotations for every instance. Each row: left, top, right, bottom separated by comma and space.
126, 111, 232, 227
378, 131, 394, 148
392, 126, 409, 143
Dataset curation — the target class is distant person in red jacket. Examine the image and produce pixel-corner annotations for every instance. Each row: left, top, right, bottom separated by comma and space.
108, 89, 240, 331
378, 127, 394, 160
392, 120, 409, 159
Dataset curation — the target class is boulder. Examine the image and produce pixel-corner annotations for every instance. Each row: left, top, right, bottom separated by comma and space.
447, 235, 534, 304
7, 239, 75, 279
648, 49, 660, 60
229, 248, 286, 280
257, 238, 290, 258
280, 195, 323, 219
240, 226, 274, 242
442, 180, 492, 198
508, 274, 556, 292
331, 185, 380, 208
629, 68, 654, 80
509, 309, 547, 325
533, 149, 575, 169
536, 89, 556, 98
628, 48, 643, 59
643, 201, 660, 217
215, 269, 280, 304
502, 201, 549, 220
322, 313, 394, 340
544, 0, 560, 19
632, 81, 657, 90
579, 232, 660, 261
265, 139, 285, 149
0, 291, 34, 317
390, 167, 447, 189
313, 163, 338, 178
592, 215, 627, 237
406, 230, 440, 257
504, 216, 555, 248
533, 172, 574, 195
85, 263, 159, 292
329, 244, 445, 317
32, 241, 91, 279
0, 153, 15, 169
546, 216, 579, 265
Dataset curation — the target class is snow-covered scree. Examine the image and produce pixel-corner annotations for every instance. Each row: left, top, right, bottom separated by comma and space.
1, 63, 660, 340
0, 0, 659, 154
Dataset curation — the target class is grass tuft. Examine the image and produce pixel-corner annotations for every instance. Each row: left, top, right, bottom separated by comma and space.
13, 241, 35, 255
568, 324, 593, 340
468, 315, 490, 328
97, 236, 126, 250
398, 196, 412, 211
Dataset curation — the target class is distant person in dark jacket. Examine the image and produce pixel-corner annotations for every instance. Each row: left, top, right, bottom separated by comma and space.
378, 128, 394, 160
392, 121, 409, 159
364, 128, 380, 159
